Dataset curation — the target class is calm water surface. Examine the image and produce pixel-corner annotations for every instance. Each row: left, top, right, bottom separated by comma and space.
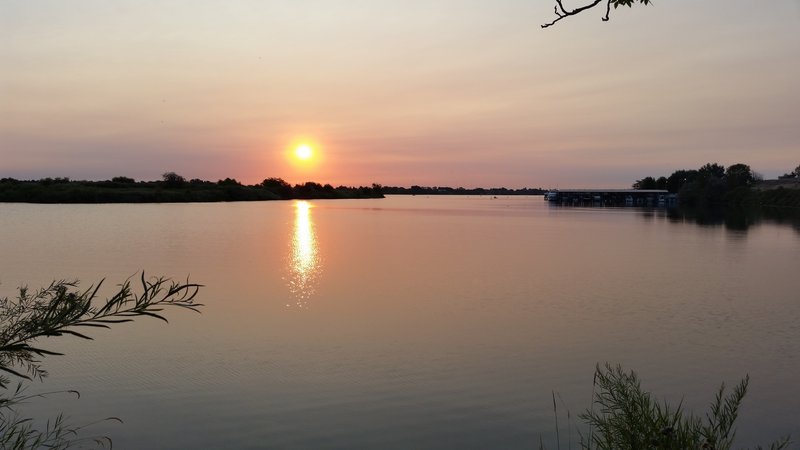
1, 196, 799, 448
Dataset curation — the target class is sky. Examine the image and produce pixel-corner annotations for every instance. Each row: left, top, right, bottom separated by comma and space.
1, 0, 799, 188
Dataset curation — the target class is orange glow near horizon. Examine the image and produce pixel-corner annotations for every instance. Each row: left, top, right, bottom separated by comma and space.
282, 137, 326, 183
286, 138, 322, 168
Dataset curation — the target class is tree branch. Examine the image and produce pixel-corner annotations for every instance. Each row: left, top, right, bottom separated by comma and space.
0, 274, 202, 388
542, 0, 652, 28
542, 0, 605, 28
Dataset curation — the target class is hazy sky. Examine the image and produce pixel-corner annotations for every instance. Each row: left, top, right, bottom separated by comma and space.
2, 1, 799, 188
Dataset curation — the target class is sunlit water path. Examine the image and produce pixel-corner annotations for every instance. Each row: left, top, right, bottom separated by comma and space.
287, 201, 321, 309
1, 196, 798, 448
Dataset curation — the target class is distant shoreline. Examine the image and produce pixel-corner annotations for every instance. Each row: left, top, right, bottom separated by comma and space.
381, 186, 545, 196
2, 176, 797, 207
0, 177, 383, 204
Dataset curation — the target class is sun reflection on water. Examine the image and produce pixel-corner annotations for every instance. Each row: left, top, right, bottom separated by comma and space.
287, 200, 321, 309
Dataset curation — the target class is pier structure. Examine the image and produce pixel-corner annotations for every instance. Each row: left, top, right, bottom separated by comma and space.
544, 189, 676, 207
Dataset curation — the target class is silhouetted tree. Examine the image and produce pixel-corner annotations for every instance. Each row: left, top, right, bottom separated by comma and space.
295, 182, 324, 199
40, 177, 70, 186
542, 0, 652, 28
704, 176, 727, 204
698, 163, 726, 182
111, 176, 135, 183
666, 170, 698, 194
217, 177, 241, 186
725, 163, 754, 189
162, 172, 186, 188
676, 164, 730, 206
633, 176, 657, 190
775, 164, 796, 179
261, 177, 293, 198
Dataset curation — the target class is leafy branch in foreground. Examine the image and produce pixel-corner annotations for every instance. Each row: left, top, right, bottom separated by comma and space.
542, 0, 652, 28
0, 274, 202, 388
548, 363, 791, 450
1, 274, 202, 449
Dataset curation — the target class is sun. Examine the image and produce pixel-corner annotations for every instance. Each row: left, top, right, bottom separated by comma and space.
286, 139, 322, 171
295, 144, 313, 161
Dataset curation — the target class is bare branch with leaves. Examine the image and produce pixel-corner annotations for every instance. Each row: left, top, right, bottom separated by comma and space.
542, 0, 653, 28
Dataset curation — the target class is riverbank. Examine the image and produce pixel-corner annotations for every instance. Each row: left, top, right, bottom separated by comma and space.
752, 181, 800, 208
0, 178, 383, 203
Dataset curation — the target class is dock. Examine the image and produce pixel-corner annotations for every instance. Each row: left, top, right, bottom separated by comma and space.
544, 189, 677, 207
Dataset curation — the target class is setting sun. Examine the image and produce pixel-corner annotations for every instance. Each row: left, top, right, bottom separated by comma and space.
295, 144, 313, 161
285, 139, 324, 176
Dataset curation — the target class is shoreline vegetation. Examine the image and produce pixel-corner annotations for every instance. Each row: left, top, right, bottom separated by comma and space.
0, 174, 551, 204
1, 274, 202, 448
1, 164, 797, 209
632, 162, 800, 209
0, 173, 383, 203
381, 185, 546, 196
543, 364, 790, 450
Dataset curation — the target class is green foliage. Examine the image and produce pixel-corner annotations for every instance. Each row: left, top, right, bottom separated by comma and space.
1, 385, 120, 450
547, 364, 791, 450
1, 274, 202, 448
586, 364, 740, 449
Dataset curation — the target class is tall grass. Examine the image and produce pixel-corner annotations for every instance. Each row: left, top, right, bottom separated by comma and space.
545, 363, 791, 450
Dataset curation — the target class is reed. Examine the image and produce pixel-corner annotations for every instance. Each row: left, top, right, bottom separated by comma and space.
544, 363, 791, 450
0, 273, 202, 449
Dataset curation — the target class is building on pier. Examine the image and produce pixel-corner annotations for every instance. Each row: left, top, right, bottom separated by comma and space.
543, 189, 677, 207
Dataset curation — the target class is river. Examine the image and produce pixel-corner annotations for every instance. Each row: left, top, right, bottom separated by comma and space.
1, 196, 798, 448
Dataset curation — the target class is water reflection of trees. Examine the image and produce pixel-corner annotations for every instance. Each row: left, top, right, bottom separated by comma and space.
660, 207, 800, 234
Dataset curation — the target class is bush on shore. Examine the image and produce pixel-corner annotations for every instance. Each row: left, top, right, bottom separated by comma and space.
544, 364, 791, 450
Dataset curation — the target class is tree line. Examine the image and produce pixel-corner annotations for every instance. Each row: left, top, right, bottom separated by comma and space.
381, 185, 545, 196
0, 173, 384, 203
778, 164, 800, 180
633, 163, 799, 208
